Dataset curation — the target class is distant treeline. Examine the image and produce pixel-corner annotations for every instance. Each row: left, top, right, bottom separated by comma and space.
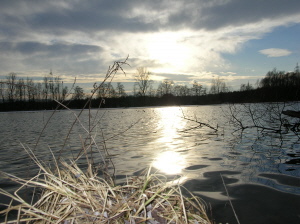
0, 65, 300, 111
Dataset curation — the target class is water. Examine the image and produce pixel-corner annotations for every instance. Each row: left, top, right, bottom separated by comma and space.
0, 105, 300, 223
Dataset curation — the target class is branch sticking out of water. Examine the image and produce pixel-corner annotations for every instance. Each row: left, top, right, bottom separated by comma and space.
226, 103, 300, 137
180, 107, 218, 132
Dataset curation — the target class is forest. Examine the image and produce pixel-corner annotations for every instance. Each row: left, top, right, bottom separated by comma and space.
0, 65, 300, 111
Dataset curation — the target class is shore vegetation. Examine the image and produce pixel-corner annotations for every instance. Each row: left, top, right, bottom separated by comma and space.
1, 64, 300, 111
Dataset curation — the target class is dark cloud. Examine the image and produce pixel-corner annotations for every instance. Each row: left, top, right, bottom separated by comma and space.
29, 10, 155, 34
0, 0, 157, 35
0, 41, 102, 57
0, 0, 299, 37
18, 54, 106, 75
0, 41, 104, 74
165, 0, 300, 30
194, 0, 300, 30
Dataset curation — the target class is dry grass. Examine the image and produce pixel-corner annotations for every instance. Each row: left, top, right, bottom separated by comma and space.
0, 146, 211, 224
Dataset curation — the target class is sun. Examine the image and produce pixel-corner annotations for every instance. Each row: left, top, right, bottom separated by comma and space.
146, 32, 191, 70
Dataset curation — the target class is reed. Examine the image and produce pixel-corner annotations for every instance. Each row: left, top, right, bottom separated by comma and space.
0, 146, 211, 223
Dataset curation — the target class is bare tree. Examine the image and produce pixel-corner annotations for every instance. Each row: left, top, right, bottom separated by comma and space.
192, 81, 203, 96
54, 76, 63, 100
16, 78, 25, 101
134, 67, 152, 97
156, 83, 163, 97
209, 77, 228, 94
49, 71, 55, 100
73, 86, 85, 100
6, 73, 17, 102
173, 85, 182, 96
0, 81, 5, 102
26, 77, 35, 101
157, 79, 174, 96
173, 85, 189, 96
62, 86, 68, 100
240, 82, 253, 91
43, 76, 50, 101
36, 82, 43, 101
116, 82, 126, 97
97, 83, 116, 98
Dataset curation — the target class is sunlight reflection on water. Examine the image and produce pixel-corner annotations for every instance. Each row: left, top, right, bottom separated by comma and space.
151, 107, 187, 174
153, 151, 186, 175
155, 107, 186, 144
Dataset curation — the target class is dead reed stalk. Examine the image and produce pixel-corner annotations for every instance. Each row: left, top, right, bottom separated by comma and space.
0, 146, 211, 223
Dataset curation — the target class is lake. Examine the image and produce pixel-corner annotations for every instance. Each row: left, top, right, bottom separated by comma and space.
0, 104, 300, 223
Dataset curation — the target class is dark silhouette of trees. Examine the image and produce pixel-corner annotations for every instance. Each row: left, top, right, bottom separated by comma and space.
157, 79, 174, 97
0, 81, 5, 103
0, 72, 70, 104
257, 65, 300, 101
173, 85, 190, 96
259, 65, 300, 89
192, 81, 205, 96
6, 73, 17, 102
260, 68, 286, 88
116, 82, 127, 97
26, 77, 36, 102
97, 83, 116, 98
1, 64, 300, 111
16, 78, 25, 101
72, 86, 85, 100
240, 82, 253, 91
209, 77, 228, 94
36, 82, 43, 101
133, 67, 153, 97
43, 76, 50, 101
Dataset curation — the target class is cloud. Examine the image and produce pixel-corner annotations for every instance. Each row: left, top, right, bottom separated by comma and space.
191, 0, 300, 30
1, 0, 300, 36
0, 0, 300, 90
0, 41, 102, 56
220, 71, 237, 76
0, 41, 104, 74
154, 73, 195, 82
259, 48, 292, 57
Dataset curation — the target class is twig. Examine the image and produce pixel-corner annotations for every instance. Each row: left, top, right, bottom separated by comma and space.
220, 174, 240, 224
180, 107, 218, 132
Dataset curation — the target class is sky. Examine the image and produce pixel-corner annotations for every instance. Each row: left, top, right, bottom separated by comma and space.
0, 0, 300, 93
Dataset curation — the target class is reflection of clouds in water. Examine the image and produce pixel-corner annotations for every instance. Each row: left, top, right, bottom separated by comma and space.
153, 107, 187, 174
153, 151, 186, 175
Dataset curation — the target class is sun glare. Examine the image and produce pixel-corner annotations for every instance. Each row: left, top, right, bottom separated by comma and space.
146, 32, 191, 70
156, 107, 185, 144
153, 151, 186, 175
152, 107, 187, 174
